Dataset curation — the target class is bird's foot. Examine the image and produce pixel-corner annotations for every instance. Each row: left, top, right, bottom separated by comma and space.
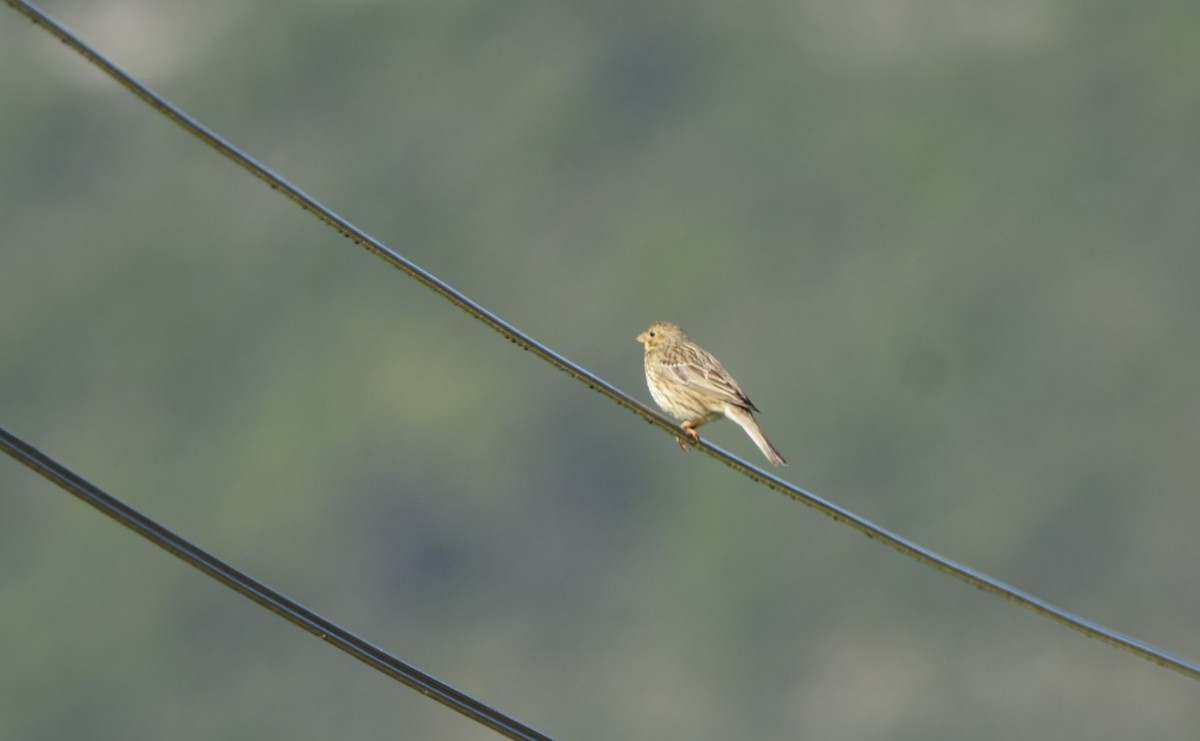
676, 421, 701, 451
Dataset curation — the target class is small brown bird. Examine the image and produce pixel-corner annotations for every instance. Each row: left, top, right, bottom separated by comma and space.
637, 321, 787, 466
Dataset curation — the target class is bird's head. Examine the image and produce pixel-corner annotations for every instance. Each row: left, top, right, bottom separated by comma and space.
637, 321, 687, 348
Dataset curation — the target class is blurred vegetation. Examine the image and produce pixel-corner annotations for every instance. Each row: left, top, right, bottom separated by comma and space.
2, 0, 1198, 739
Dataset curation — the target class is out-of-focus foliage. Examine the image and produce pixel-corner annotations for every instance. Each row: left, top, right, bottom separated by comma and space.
2, 0, 1198, 738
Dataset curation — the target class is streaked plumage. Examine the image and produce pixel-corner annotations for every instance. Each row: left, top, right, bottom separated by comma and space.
637, 321, 786, 466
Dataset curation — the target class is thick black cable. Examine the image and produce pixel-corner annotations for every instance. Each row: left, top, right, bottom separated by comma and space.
0, 426, 557, 741
5, 0, 1198, 682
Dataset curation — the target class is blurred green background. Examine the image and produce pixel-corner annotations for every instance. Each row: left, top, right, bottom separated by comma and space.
2, 0, 1198, 738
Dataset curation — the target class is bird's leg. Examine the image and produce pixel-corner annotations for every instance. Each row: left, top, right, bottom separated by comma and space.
676, 420, 701, 451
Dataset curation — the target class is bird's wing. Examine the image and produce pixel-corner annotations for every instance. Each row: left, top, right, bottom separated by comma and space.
662, 349, 758, 412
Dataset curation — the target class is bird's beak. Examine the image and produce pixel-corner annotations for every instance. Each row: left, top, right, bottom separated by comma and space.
637, 332, 648, 344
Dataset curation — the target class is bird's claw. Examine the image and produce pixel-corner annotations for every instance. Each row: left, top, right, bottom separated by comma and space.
676, 422, 701, 451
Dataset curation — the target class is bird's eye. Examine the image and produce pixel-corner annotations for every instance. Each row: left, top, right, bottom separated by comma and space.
649, 331, 656, 337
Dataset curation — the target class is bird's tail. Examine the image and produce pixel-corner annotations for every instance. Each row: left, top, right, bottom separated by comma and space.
727, 406, 787, 467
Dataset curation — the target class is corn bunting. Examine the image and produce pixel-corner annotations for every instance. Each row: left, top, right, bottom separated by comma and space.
637, 321, 787, 466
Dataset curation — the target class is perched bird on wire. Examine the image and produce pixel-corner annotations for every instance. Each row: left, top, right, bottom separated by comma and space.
637, 321, 787, 466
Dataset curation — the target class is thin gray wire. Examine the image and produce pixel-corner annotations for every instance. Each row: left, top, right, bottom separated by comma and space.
5, 0, 1198, 682
0, 426, 558, 741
